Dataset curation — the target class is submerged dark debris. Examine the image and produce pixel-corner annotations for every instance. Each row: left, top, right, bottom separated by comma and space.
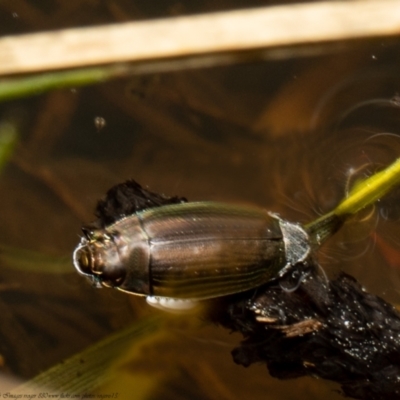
209, 263, 400, 400
95, 179, 187, 226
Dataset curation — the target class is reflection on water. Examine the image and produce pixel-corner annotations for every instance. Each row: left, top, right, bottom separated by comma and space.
295, 102, 400, 303
0, 1, 400, 399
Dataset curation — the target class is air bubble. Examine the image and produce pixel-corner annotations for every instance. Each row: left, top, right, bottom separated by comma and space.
94, 116, 106, 132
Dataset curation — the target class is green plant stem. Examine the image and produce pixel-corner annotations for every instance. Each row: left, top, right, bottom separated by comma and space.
0, 64, 130, 102
306, 157, 400, 246
0, 121, 18, 171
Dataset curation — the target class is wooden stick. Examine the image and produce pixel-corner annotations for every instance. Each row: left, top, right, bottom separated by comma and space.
0, 0, 399, 76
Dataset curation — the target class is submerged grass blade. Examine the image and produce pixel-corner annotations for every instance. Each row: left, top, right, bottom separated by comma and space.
14, 316, 162, 396
0, 245, 71, 274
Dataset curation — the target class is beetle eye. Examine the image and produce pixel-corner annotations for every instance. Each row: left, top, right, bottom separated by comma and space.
73, 245, 94, 275
100, 264, 126, 287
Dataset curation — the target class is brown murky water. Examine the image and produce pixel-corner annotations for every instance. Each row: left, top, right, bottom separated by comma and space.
1, 1, 400, 399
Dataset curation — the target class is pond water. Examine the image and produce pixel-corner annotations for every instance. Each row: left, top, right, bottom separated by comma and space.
0, 1, 400, 399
